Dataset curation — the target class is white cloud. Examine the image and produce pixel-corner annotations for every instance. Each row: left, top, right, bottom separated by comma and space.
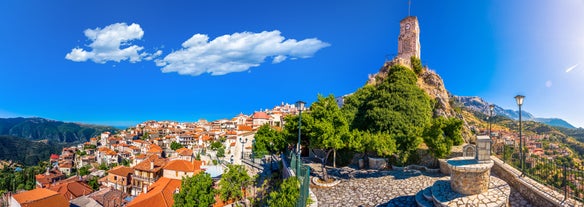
66, 23, 157, 63
156, 30, 330, 76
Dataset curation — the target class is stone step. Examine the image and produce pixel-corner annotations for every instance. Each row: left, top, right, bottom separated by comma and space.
415, 190, 434, 207
422, 187, 433, 201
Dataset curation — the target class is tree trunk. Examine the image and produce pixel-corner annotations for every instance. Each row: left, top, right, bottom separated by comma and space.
333, 149, 336, 168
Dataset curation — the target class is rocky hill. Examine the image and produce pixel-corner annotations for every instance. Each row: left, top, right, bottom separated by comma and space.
0, 117, 117, 143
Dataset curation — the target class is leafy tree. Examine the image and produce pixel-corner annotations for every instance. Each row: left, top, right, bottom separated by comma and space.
308, 94, 349, 180
343, 64, 433, 164
88, 176, 100, 190
210, 141, 223, 151
281, 113, 314, 152
122, 159, 131, 167
348, 130, 396, 167
173, 173, 215, 207
411, 56, 423, 75
141, 132, 149, 140
216, 147, 225, 159
267, 177, 300, 207
78, 165, 90, 176
171, 142, 184, 150
219, 164, 251, 204
423, 117, 464, 166
84, 144, 97, 150
253, 124, 286, 157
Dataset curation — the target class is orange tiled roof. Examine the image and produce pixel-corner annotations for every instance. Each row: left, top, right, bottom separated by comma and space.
163, 160, 202, 173
12, 188, 69, 207
48, 180, 94, 201
134, 154, 166, 172
237, 125, 252, 131
175, 148, 193, 156
147, 144, 163, 154
108, 166, 134, 177
252, 111, 270, 119
126, 177, 181, 207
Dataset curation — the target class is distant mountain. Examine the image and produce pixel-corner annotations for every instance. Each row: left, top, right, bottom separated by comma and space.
0, 117, 118, 143
0, 135, 63, 166
453, 96, 575, 129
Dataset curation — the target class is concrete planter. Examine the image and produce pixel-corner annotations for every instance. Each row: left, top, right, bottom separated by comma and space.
438, 158, 450, 175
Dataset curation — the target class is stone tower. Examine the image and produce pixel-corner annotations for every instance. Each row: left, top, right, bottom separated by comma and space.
397, 16, 421, 61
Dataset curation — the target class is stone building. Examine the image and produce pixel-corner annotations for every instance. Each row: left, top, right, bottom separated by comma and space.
397, 16, 421, 62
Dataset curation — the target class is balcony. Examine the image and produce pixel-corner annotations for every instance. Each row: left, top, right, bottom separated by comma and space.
132, 175, 157, 183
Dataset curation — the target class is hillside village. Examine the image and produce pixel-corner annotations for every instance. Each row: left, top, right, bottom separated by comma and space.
6, 103, 301, 207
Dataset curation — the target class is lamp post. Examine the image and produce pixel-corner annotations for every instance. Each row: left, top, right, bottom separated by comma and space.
489, 104, 495, 154
240, 137, 248, 160
251, 139, 255, 164
295, 100, 305, 174
515, 95, 525, 174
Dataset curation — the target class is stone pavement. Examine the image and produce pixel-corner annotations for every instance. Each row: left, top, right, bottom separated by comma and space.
311, 167, 533, 207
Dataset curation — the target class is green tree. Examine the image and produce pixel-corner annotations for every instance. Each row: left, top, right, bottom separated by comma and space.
253, 124, 286, 157
216, 147, 225, 159
423, 117, 464, 166
219, 164, 251, 204
171, 142, 184, 150
411, 56, 423, 75
309, 94, 350, 180
141, 132, 149, 140
88, 176, 100, 190
267, 177, 300, 207
344, 64, 432, 164
78, 165, 90, 176
210, 141, 223, 151
173, 173, 215, 207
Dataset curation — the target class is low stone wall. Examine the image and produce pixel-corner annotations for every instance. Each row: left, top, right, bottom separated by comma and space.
490, 156, 582, 207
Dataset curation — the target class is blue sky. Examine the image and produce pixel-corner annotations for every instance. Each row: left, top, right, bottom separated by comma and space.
1, 0, 583, 128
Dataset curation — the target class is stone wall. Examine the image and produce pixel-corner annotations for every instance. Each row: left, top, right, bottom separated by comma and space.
490, 156, 582, 207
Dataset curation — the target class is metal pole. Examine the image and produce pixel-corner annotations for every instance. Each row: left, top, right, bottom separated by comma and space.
519, 104, 524, 174
297, 110, 303, 174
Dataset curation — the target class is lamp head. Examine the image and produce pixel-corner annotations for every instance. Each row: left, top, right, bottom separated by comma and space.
489, 104, 494, 112
514, 95, 525, 106
295, 100, 306, 111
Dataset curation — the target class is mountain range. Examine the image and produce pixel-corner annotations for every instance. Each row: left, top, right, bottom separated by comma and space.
0, 117, 118, 143
452, 96, 576, 129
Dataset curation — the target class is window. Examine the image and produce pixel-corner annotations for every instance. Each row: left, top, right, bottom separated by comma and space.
175, 171, 178, 177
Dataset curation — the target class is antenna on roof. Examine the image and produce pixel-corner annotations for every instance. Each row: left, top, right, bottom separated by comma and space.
408, 0, 412, 16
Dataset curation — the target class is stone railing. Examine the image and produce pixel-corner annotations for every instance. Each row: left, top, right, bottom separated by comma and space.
490, 156, 583, 207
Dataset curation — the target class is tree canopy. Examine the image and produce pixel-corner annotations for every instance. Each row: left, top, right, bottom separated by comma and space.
267, 177, 300, 207
343, 64, 433, 163
253, 124, 286, 157
219, 164, 251, 203
171, 142, 184, 150
173, 173, 215, 207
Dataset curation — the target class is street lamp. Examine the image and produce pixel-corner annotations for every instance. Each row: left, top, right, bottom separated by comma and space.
295, 100, 305, 174
240, 137, 248, 160
515, 95, 525, 174
230, 154, 234, 164
489, 104, 495, 154
251, 139, 255, 164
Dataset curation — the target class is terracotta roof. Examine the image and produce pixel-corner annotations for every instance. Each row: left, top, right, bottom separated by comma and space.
48, 180, 94, 201
12, 188, 69, 207
252, 111, 270, 119
36, 169, 65, 187
108, 166, 133, 177
134, 154, 166, 172
50, 154, 60, 160
237, 125, 252, 131
175, 148, 193, 156
163, 160, 202, 173
147, 144, 163, 154
127, 177, 181, 207
89, 188, 127, 207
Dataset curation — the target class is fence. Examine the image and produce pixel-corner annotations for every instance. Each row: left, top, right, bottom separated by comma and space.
495, 146, 584, 202
286, 150, 311, 207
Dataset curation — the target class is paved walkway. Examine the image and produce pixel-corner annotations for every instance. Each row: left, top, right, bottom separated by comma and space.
311, 166, 533, 207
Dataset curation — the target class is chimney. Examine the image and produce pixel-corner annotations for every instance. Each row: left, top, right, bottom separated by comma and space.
150, 161, 154, 169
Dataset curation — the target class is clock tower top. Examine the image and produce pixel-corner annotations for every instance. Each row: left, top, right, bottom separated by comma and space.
397, 16, 421, 61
